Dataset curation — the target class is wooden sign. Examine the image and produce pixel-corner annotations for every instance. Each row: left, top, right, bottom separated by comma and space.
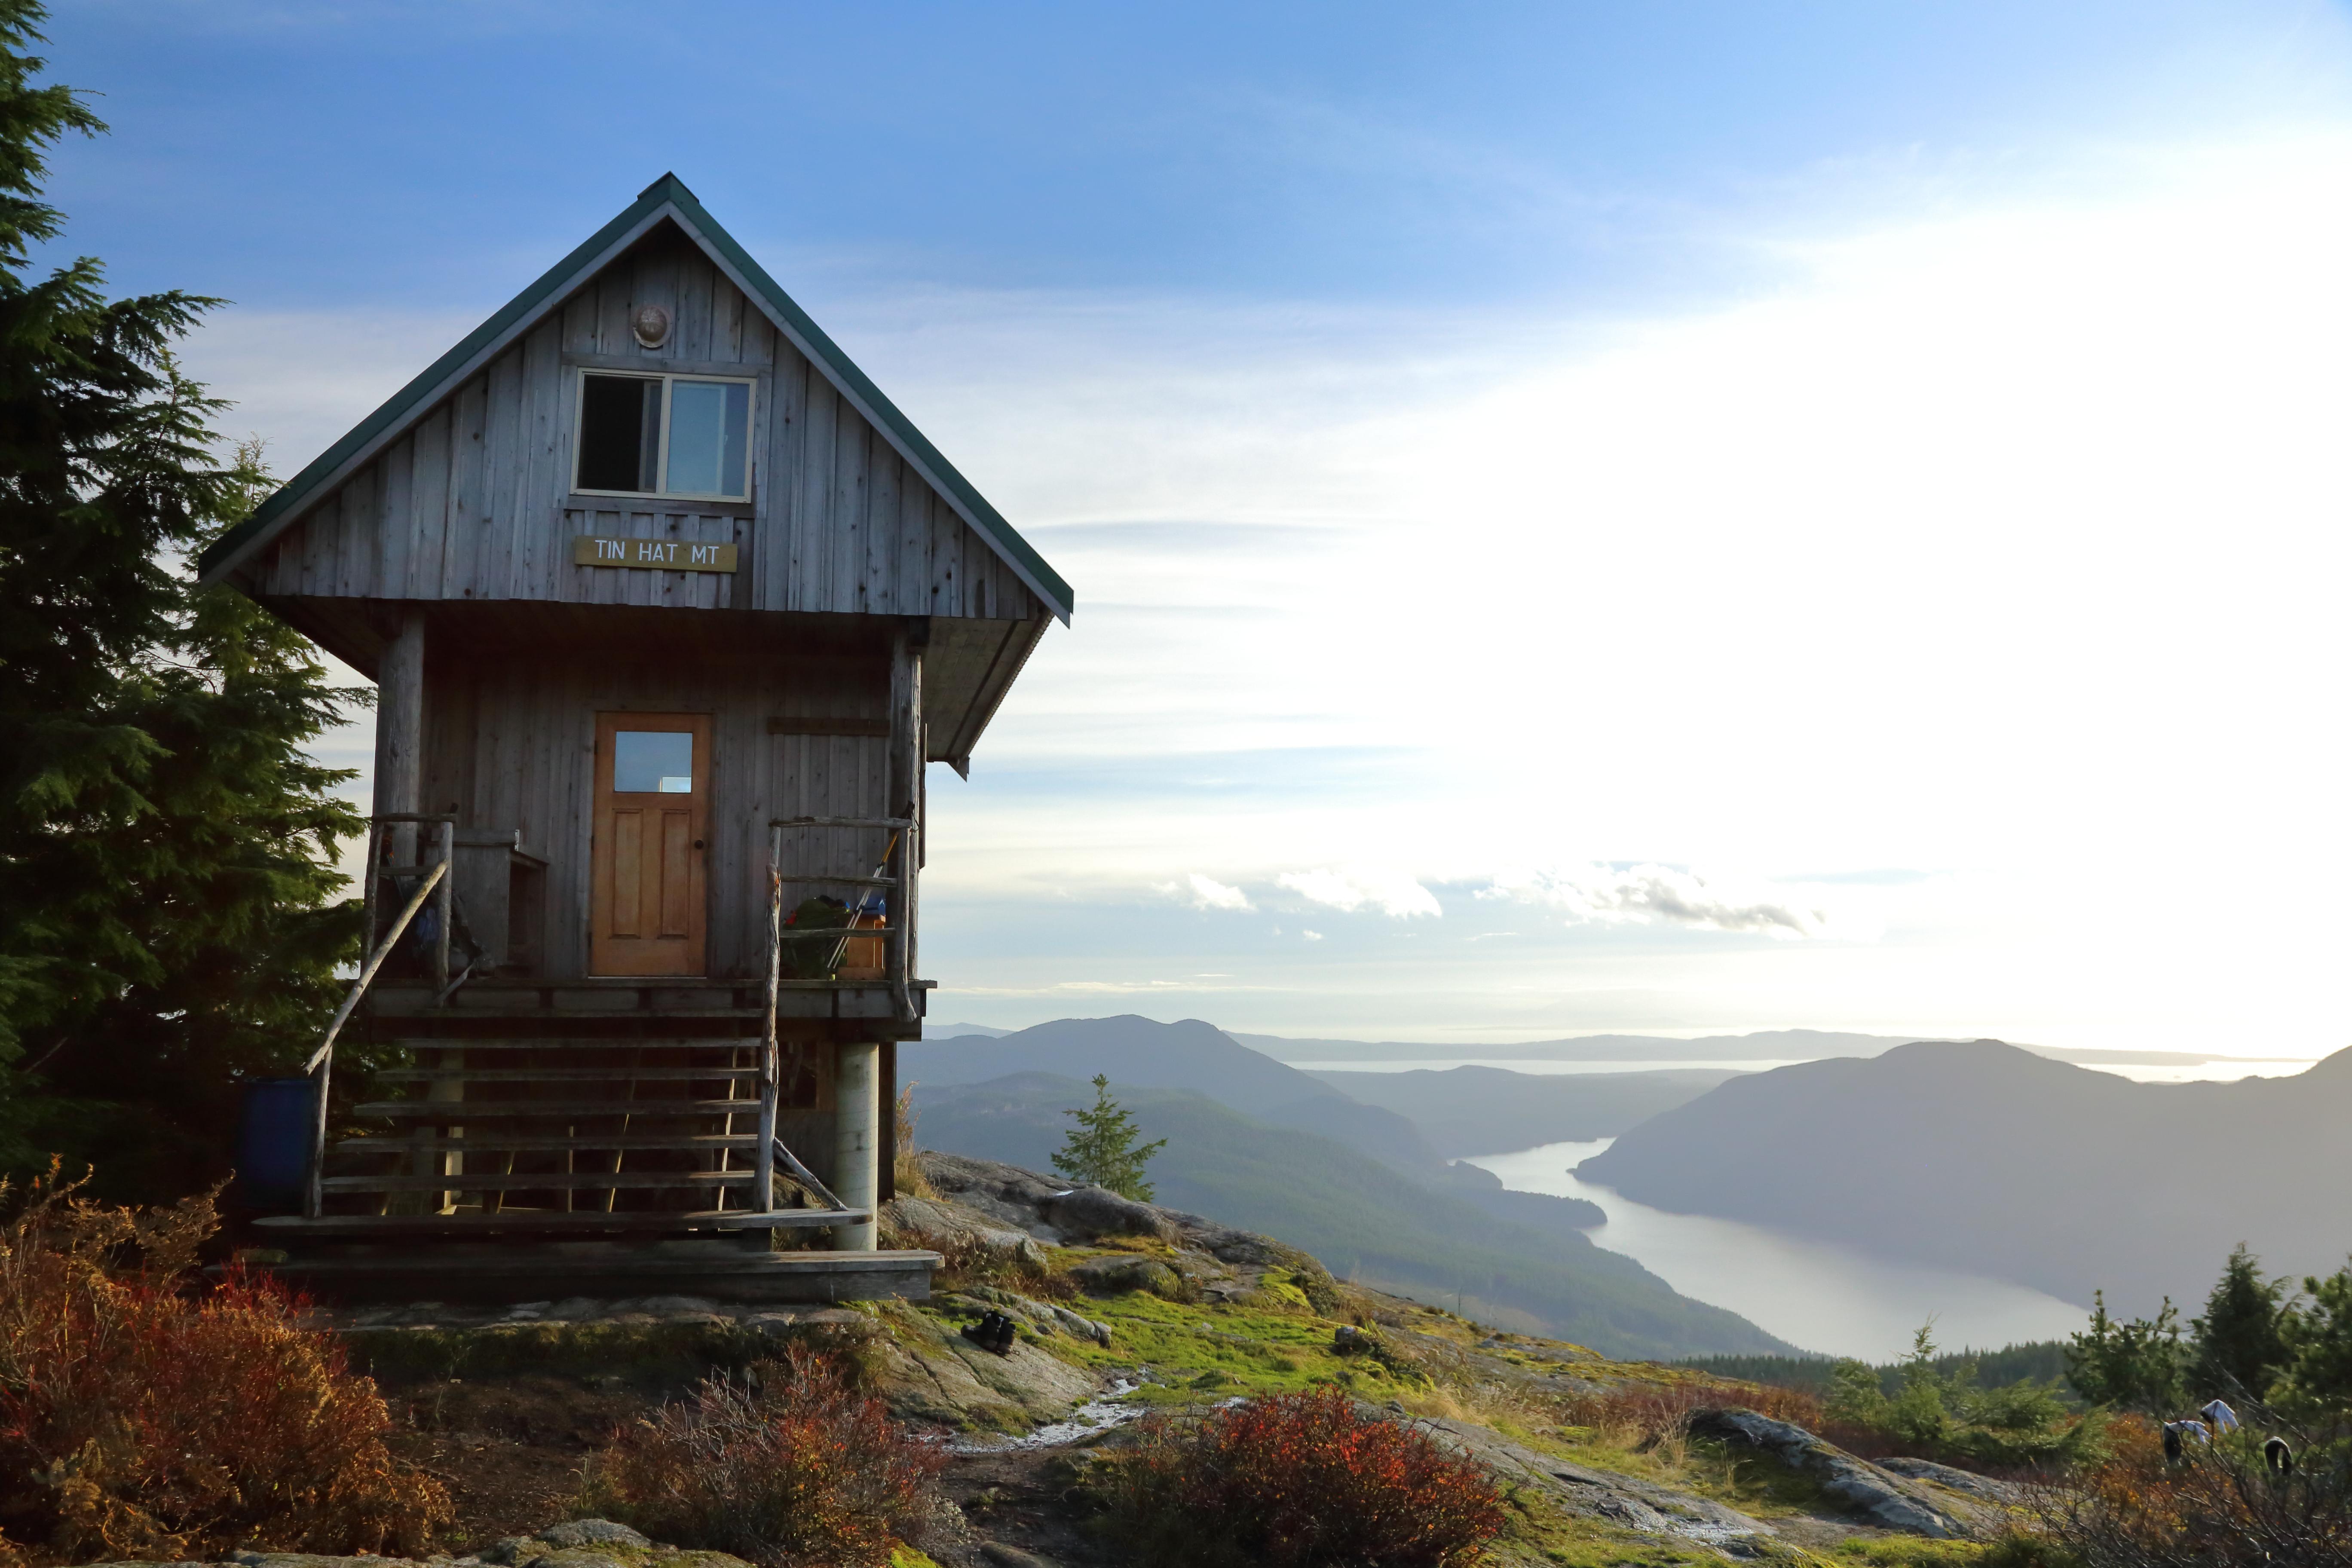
573, 535, 738, 572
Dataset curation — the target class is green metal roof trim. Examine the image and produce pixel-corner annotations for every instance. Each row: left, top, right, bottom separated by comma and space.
197, 174, 1073, 623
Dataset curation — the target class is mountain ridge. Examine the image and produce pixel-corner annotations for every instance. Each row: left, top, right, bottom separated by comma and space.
1578, 1038, 2352, 1313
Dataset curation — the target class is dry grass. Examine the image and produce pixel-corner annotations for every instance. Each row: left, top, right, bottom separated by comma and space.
891, 1083, 934, 1200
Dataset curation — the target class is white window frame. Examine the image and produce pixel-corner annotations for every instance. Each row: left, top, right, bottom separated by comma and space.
571, 368, 758, 503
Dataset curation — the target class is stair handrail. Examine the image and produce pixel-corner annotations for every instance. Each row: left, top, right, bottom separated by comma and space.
304, 816, 454, 1219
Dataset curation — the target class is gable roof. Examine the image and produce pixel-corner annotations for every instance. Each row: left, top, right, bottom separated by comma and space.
196, 174, 1072, 623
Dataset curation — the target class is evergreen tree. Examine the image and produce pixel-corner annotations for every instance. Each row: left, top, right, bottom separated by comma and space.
2272, 1259, 2352, 1421
2187, 1242, 2291, 1404
2066, 1291, 2187, 1413
1051, 1074, 1167, 1201
0, 4, 364, 1200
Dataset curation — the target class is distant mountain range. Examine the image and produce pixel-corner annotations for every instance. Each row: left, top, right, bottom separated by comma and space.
1308, 1065, 1738, 1156
1231, 1028, 2256, 1069
1231, 1028, 1914, 1063
906, 1014, 1725, 1173
910, 1065, 1794, 1359
1577, 1039, 2352, 1314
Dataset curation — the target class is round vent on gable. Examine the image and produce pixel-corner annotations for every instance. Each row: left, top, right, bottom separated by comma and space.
631, 304, 672, 349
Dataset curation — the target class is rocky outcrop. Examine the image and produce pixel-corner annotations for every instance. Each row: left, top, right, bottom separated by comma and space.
938, 1284, 1114, 1347
872, 1302, 1102, 1433
1406, 1413, 1773, 1550
1068, 1254, 1184, 1297
904, 1152, 1341, 1307
882, 1193, 1050, 1270
1039, 1185, 1171, 1241
1877, 1455, 2027, 1507
1687, 1409, 1969, 1538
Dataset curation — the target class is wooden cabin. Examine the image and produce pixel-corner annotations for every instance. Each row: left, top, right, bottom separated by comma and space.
197, 175, 1071, 1303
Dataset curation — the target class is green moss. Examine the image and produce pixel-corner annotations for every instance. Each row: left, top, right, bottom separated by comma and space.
1494, 1488, 1746, 1568
1829, 1539, 1997, 1566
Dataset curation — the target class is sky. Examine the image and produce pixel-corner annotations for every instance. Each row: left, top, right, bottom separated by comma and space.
43, 1, 2352, 1052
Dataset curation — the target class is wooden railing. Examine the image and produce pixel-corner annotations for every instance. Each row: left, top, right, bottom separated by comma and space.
756, 810, 919, 1219
304, 814, 455, 1218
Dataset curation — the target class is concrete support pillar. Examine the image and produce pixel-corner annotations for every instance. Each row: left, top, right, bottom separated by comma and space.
831, 1040, 880, 1251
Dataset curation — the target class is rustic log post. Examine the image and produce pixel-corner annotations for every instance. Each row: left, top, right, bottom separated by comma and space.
830, 1040, 879, 1250
375, 613, 426, 869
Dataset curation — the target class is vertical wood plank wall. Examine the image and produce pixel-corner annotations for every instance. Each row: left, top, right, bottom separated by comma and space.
256, 230, 1041, 626
421, 649, 891, 982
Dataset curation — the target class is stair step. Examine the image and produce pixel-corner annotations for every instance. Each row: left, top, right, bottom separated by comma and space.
254, 1209, 863, 1235
373, 1066, 759, 1084
334, 1133, 760, 1154
385, 1038, 763, 1052
354, 1098, 757, 1120
322, 1171, 757, 1193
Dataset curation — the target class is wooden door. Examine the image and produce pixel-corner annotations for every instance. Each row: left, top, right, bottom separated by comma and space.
590, 713, 710, 977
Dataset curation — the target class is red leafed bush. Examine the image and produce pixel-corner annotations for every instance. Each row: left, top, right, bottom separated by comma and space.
0, 1169, 448, 1565
585, 1343, 948, 1568
1099, 1387, 1504, 1568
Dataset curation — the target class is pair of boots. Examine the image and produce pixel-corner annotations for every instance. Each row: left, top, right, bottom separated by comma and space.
961, 1309, 1017, 1356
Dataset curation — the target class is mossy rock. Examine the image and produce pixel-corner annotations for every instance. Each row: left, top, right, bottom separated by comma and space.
1071, 1255, 1184, 1297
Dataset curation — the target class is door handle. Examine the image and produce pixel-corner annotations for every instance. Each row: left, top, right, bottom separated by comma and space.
693, 839, 706, 850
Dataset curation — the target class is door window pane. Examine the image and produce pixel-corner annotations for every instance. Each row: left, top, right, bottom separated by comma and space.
577, 375, 661, 492
665, 378, 750, 498
614, 730, 694, 793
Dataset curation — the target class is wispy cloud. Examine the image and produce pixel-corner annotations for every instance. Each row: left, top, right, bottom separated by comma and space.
1277, 867, 1442, 919
1483, 866, 1834, 940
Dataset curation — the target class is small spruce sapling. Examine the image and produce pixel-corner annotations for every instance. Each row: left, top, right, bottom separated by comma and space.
1051, 1074, 1167, 1202
2066, 1290, 2187, 1413
2188, 1242, 2291, 1405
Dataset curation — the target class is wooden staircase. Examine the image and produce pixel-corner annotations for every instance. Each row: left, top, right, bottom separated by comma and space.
260, 1028, 853, 1237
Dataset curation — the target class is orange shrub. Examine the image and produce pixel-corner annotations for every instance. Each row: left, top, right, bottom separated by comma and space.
1098, 1388, 1504, 1568
586, 1344, 947, 1568
0, 1170, 447, 1565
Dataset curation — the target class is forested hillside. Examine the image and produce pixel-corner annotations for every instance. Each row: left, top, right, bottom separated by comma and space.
910, 1071, 1795, 1360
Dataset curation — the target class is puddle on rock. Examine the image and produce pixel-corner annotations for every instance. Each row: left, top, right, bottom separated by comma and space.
949, 1378, 1148, 1453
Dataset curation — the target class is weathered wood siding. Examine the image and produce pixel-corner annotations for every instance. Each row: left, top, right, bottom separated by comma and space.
420, 644, 895, 982
255, 230, 1042, 624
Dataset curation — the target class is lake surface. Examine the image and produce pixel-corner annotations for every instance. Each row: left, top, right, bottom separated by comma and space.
1461, 1139, 2092, 1362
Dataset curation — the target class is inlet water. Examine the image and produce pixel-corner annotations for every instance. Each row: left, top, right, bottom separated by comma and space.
1461, 1139, 2091, 1362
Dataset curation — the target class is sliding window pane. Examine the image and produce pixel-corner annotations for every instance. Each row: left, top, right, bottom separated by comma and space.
578, 374, 660, 492
665, 378, 750, 498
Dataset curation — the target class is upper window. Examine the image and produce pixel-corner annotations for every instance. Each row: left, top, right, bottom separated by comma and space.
575, 371, 753, 501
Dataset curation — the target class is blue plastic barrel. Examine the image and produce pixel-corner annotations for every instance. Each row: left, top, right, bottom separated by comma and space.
236, 1077, 318, 1212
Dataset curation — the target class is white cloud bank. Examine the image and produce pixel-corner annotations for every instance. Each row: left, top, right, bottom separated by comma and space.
1181, 873, 1253, 911
1277, 867, 1442, 919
